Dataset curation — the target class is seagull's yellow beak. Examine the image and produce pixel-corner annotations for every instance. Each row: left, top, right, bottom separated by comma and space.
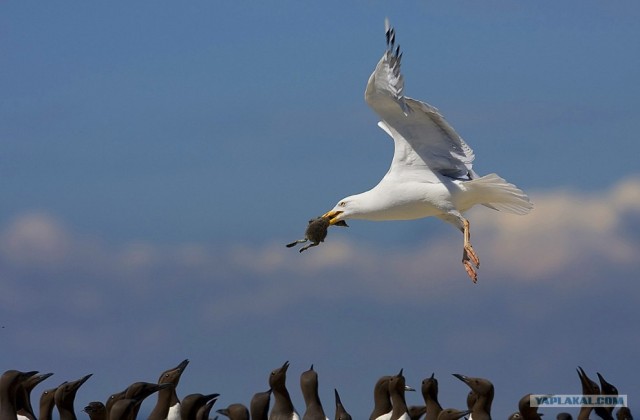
322, 210, 344, 225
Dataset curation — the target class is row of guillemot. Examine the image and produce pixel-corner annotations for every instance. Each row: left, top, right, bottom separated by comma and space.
0, 361, 633, 420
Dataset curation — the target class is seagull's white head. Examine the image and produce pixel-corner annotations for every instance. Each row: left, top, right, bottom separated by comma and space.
322, 194, 364, 225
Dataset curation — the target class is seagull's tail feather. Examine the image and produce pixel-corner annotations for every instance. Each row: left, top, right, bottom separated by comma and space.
466, 173, 533, 215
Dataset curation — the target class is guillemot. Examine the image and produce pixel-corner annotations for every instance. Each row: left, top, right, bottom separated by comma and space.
300, 365, 328, 420
334, 389, 352, 420
369, 376, 393, 420
195, 399, 217, 420
0, 370, 38, 420
452, 374, 493, 420
124, 382, 172, 420
576, 367, 600, 420
437, 409, 472, 420
268, 361, 299, 420
250, 389, 271, 420
216, 403, 250, 420
149, 359, 190, 420
388, 370, 413, 420
421, 374, 443, 420
180, 392, 219, 420
518, 393, 542, 420
16, 372, 53, 420
38, 385, 60, 420
105, 388, 127, 420
54, 374, 93, 420
595, 372, 618, 420
83, 401, 106, 420
408, 405, 427, 420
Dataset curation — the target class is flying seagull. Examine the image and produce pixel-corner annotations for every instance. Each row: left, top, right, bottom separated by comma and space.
322, 19, 533, 282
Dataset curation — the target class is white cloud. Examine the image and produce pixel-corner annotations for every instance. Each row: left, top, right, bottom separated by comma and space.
1, 177, 639, 320
0, 211, 71, 267
469, 176, 640, 279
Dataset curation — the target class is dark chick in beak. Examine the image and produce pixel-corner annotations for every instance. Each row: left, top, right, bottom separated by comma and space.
287, 216, 348, 253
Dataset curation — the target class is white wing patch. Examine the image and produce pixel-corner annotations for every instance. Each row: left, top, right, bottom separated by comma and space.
366, 22, 476, 180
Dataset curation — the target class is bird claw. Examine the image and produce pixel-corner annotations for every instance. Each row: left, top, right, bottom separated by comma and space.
463, 260, 478, 283
462, 244, 479, 283
464, 244, 480, 268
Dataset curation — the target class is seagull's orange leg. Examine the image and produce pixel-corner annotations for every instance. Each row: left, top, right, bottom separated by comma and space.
462, 218, 479, 283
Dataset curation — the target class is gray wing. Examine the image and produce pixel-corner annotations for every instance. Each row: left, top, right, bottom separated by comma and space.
365, 19, 476, 180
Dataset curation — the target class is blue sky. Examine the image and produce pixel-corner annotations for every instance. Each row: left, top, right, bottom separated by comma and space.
1, 1, 639, 418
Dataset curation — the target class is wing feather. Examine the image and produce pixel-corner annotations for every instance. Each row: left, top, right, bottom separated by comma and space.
365, 21, 475, 180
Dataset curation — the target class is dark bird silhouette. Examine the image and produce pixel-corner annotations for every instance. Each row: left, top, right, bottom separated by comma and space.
616, 407, 632, 420
268, 361, 299, 420
421, 374, 443, 420
370, 376, 393, 420
408, 405, 426, 420
148, 359, 190, 420
334, 389, 352, 420
518, 394, 542, 420
180, 393, 219, 420
108, 399, 140, 420
301, 365, 328, 420
452, 374, 493, 420
16, 372, 53, 420
0, 370, 38, 420
595, 373, 618, 420
83, 402, 106, 420
105, 388, 127, 420
123, 382, 171, 420
437, 409, 471, 420
576, 367, 600, 420
54, 374, 92, 420
195, 399, 217, 420
216, 404, 249, 420
250, 389, 271, 420
38, 386, 60, 420
388, 369, 413, 420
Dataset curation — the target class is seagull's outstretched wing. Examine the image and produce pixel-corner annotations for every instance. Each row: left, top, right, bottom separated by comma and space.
365, 19, 476, 180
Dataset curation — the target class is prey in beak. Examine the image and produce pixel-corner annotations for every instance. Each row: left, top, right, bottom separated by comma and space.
286, 215, 348, 253
321, 210, 345, 225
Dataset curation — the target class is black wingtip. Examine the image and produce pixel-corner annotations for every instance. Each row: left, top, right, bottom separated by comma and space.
385, 24, 396, 51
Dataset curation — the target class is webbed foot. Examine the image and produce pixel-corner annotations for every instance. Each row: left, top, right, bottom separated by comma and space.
286, 238, 307, 248
299, 242, 320, 253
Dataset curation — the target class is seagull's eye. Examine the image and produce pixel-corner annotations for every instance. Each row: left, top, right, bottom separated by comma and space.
339, 201, 346, 207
